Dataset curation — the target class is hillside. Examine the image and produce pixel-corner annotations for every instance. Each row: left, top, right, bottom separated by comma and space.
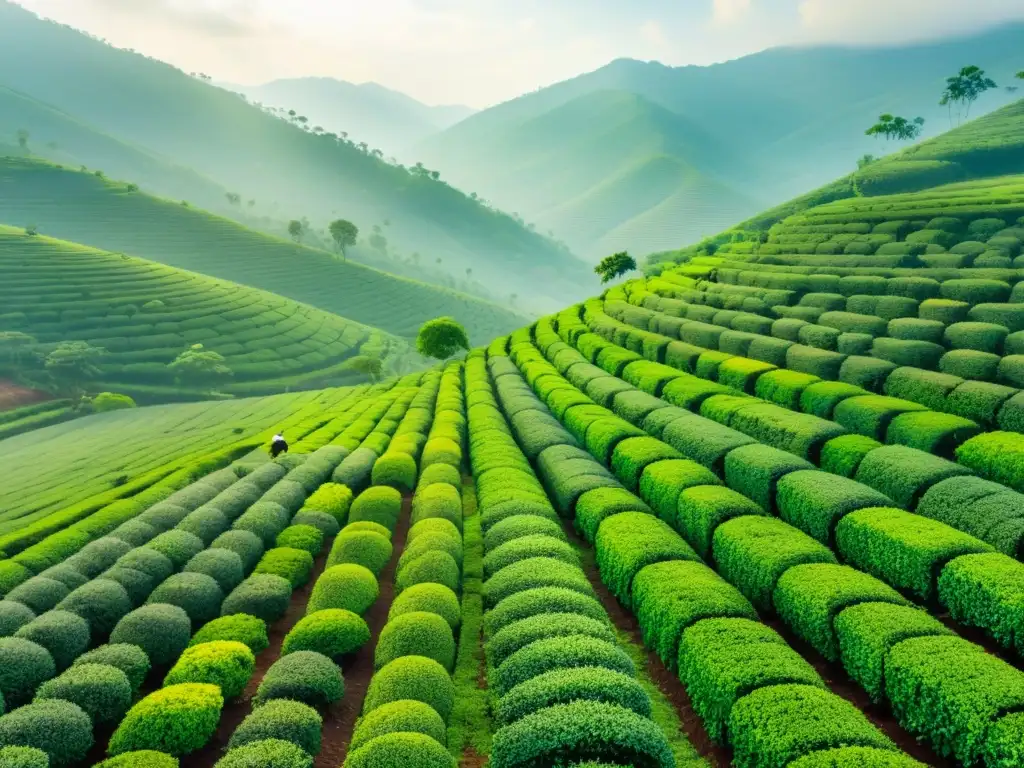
0, 1, 591, 309
0, 157, 528, 342
229, 77, 474, 156
0, 225, 401, 400
418, 23, 1023, 259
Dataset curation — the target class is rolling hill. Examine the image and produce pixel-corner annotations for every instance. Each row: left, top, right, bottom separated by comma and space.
0, 157, 529, 344
228, 77, 474, 156
0, 0, 591, 309
417, 23, 1024, 260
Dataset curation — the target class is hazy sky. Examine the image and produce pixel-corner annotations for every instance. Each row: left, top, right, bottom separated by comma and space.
15, 0, 1024, 107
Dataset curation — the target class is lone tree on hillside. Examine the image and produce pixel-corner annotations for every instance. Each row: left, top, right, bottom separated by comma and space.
417, 317, 469, 361
287, 219, 306, 244
0, 331, 38, 367
594, 251, 637, 284
865, 114, 925, 144
941, 66, 997, 127
856, 154, 877, 170
346, 354, 383, 383
15, 129, 29, 150
168, 344, 233, 391
328, 219, 358, 258
225, 192, 241, 206
1018, 71, 1024, 80
45, 341, 104, 397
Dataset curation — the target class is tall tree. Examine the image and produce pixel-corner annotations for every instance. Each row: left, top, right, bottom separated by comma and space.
15, 129, 29, 150
865, 114, 925, 144
346, 354, 383, 383
45, 341, 104, 396
287, 219, 305, 244
594, 252, 637, 284
328, 219, 358, 258
168, 344, 232, 391
417, 317, 470, 361
941, 66, 997, 126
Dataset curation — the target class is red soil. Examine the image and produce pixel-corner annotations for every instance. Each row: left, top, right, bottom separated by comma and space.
0, 379, 50, 411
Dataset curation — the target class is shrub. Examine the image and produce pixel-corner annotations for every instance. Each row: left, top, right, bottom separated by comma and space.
886, 412, 981, 458
800, 381, 869, 420
0, 746, 49, 768
177, 507, 229, 545
724, 444, 814, 514
164, 640, 254, 699
345, 732, 456, 768
221, 575, 293, 623
108, 683, 223, 756
661, 416, 755, 475
6, 577, 69, 614
883, 368, 964, 412
283, 609, 369, 658
406, 530, 462, 571
327, 530, 392, 575
488, 700, 674, 768
349, 701, 446, 751
260, 481, 307, 515
229, 699, 322, 756
0, 700, 93, 767
777, 470, 891, 546
678, 618, 824, 744
940, 349, 1000, 381
484, 515, 566, 552
184, 549, 245, 593
147, 573, 224, 627
938, 553, 1024, 655
276, 525, 325, 557
344, 521, 393, 539
574, 487, 652, 544
35, 662, 132, 726
290, 511, 341, 538
74, 644, 149, 693
834, 602, 952, 702
956, 431, 1024, 494
375, 611, 455, 673
945, 321, 1009, 354
232, 503, 291, 546
255, 548, 314, 589
99, 566, 155, 608
110, 604, 192, 666
371, 452, 418, 492
492, 634, 633, 698
483, 557, 592, 608
363, 656, 455, 722
147, 530, 205, 568
254, 650, 343, 709
855, 445, 971, 509
487, 610, 615, 668
190, 614, 268, 655
396, 551, 461, 595
820, 435, 881, 478
14, 610, 89, 671
306, 565, 378, 616
349, 487, 402, 533
484, 587, 608, 638
484, 534, 578, 579
755, 370, 821, 410
728, 684, 895, 768
214, 740, 312, 768
66, 538, 133, 578
673, 485, 765, 558
116, 548, 175, 583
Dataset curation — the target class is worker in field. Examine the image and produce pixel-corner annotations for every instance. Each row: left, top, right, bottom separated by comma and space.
270, 432, 289, 459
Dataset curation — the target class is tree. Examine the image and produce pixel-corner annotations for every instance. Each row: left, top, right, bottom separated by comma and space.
44, 341, 104, 396
168, 343, 232, 391
856, 154, 877, 170
1018, 71, 1024, 80
346, 355, 383, 383
15, 129, 29, 150
287, 219, 305, 244
865, 114, 924, 143
328, 219, 358, 257
594, 251, 637, 284
0, 331, 38, 367
941, 66, 997, 126
225, 192, 241, 206
417, 317, 469, 361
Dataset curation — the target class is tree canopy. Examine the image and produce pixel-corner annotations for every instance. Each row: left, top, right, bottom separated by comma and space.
287, 219, 305, 244
168, 343, 233, 390
865, 114, 924, 143
941, 65, 997, 125
594, 251, 637, 284
328, 219, 359, 256
45, 341, 104, 396
417, 317, 470, 361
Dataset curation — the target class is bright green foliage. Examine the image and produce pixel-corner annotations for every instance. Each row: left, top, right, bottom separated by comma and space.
108, 683, 224, 757
375, 611, 455, 672
327, 530, 393, 575
372, 452, 418, 493
164, 641, 255, 699
855, 446, 971, 509
74, 644, 150, 693
611, 437, 683, 491
0, 700, 93, 767
400, 532, 463, 574
275, 525, 324, 557
596, 512, 698, 607
836, 508, 992, 601
484, 587, 609, 638
820, 435, 881, 478
396, 550, 461, 594
632, 561, 756, 668
957, 431, 1024, 493
777, 470, 891, 546
254, 547, 314, 589
574, 487, 651, 544
184, 549, 245, 592
729, 684, 896, 768
885, 412, 980, 457
0, 746, 49, 768
485, 613, 615, 670
834, 603, 952, 702
638, 459, 719, 523
110, 604, 192, 666
282, 609, 370, 659
35, 662, 132, 726
214, 740, 311, 768
661, 415, 756, 475
388, 584, 461, 631
229, 699, 322, 756
351, 701, 447, 751
417, 317, 470, 361
938, 553, 1024, 655
491, 634, 634, 698
789, 747, 925, 767
221, 575, 292, 623
410, 483, 463, 532
483, 557, 593, 608
14, 609, 89, 671
345, 732, 457, 768
484, 534, 578, 579
713, 517, 837, 612
676, 485, 766, 559
488, 700, 674, 768
306, 564, 378, 616
724, 444, 813, 513
363, 656, 456, 722
800, 382, 869, 419
350, 487, 403, 533
254, 651, 344, 709
304, 483, 354, 524
833, 396, 927, 441
678, 618, 824, 745
885, 635, 1024, 766
484, 515, 566, 552
755, 370, 821, 410
774, 563, 911, 661
0, 637, 56, 707
189, 614, 269, 655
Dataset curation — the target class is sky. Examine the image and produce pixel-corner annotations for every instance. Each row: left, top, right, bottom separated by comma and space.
14, 0, 1024, 108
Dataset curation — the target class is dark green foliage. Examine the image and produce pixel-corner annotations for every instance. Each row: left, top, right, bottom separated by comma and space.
488, 700, 674, 768
675, 485, 765, 559
886, 412, 981, 457
678, 618, 824, 744
116, 548, 175, 583
306, 564, 378, 616
713, 517, 837, 612
221, 575, 293, 623
6, 577, 69, 614
99, 566, 156, 608
375, 611, 455, 672
855, 445, 971, 509
58, 579, 133, 644
887, 318, 944, 343
190, 614, 268, 655
363, 655, 455, 722
486, 613, 615, 669
494, 667, 649, 728
147, 530, 206, 568
350, 700, 446, 751
345, 732, 456, 768
229, 699, 322, 756
14, 609, 89, 670
74, 644, 150, 692
492, 634, 634, 698
291, 510, 341, 538
110, 604, 192, 666
184, 549, 245, 592
777, 470, 891, 546
177, 507, 229, 545
147, 572, 224, 626
164, 640, 255, 699
66, 538, 133, 578
662, 415, 755, 475
108, 683, 224, 756
396, 550, 461, 595
0, 699, 93, 767
724, 444, 813, 513
945, 321, 1009, 354
214, 740, 312, 768
833, 396, 927, 441
632, 561, 757, 667
233, 503, 291, 547
728, 684, 895, 768
938, 553, 1024, 655
884, 368, 962, 412
254, 651, 343, 709
483, 557, 593, 608
484, 535, 579, 579
484, 587, 608, 638
786, 345, 847, 380
35, 662, 132, 726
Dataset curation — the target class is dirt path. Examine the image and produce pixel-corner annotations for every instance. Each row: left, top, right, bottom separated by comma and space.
0, 380, 50, 411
